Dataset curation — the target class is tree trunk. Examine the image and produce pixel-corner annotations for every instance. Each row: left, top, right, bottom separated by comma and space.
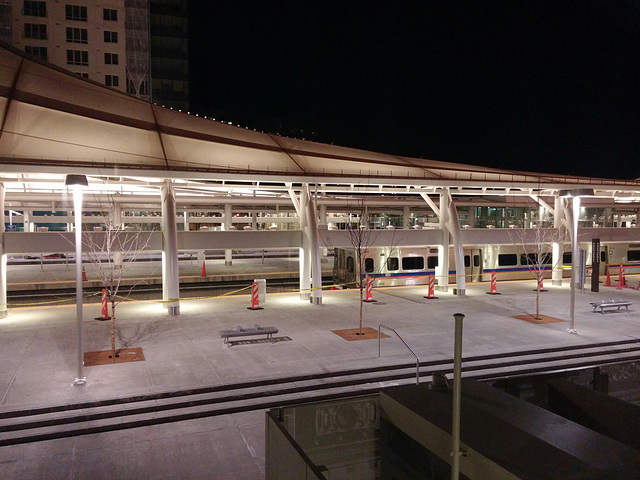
110, 300, 116, 359
359, 284, 364, 335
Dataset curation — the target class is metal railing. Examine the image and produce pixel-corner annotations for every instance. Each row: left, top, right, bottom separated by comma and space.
378, 324, 421, 385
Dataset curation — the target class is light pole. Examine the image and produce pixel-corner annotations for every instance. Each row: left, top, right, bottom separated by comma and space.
559, 188, 594, 334
66, 174, 88, 386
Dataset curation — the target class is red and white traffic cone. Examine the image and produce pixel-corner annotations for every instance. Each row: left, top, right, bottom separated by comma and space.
247, 281, 263, 310
535, 271, 547, 292
424, 274, 438, 299
487, 272, 500, 295
363, 276, 376, 302
82, 266, 87, 281
201, 260, 207, 277
95, 288, 110, 320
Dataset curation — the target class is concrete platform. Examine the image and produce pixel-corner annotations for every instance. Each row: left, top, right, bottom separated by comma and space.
1, 278, 639, 479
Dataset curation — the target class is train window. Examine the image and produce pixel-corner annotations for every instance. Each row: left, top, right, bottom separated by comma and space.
346, 256, 354, 273
473, 255, 480, 267
601, 251, 606, 263
387, 257, 399, 271
520, 253, 537, 265
563, 253, 572, 264
427, 256, 438, 269
628, 250, 640, 261
364, 257, 374, 273
541, 253, 552, 264
498, 254, 518, 266
402, 256, 424, 270
464, 255, 470, 268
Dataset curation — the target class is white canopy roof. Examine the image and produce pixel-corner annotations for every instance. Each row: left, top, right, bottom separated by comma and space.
1, 43, 640, 202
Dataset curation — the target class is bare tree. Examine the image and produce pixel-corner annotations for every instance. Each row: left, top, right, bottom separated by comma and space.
343, 197, 400, 335
510, 225, 566, 320
80, 197, 154, 359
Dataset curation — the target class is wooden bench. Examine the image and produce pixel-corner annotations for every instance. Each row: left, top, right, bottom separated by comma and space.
590, 300, 633, 314
219, 324, 278, 347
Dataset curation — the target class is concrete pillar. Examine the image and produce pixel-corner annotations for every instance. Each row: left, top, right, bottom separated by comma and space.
24, 210, 31, 232
319, 204, 327, 226
161, 182, 180, 316
183, 211, 189, 231
403, 205, 410, 229
224, 204, 232, 266
552, 196, 563, 286
251, 211, 257, 230
0, 184, 6, 319
468, 206, 476, 228
110, 203, 123, 266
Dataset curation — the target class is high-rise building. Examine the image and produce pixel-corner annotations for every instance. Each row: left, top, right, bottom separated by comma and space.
1, 0, 188, 111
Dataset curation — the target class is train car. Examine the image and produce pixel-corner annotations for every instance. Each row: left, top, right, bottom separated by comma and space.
333, 242, 640, 288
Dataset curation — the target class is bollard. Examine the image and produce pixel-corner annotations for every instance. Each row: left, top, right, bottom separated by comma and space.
486, 272, 500, 295
95, 289, 110, 321
247, 281, 263, 310
424, 274, 438, 299
363, 276, 375, 303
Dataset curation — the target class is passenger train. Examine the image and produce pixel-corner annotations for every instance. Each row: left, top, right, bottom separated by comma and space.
333, 243, 640, 287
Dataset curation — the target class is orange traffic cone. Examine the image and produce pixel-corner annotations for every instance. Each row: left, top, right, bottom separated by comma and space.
201, 260, 207, 277
604, 267, 611, 287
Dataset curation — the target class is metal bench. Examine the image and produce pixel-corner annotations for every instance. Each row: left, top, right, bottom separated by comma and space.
590, 300, 633, 314
219, 324, 279, 347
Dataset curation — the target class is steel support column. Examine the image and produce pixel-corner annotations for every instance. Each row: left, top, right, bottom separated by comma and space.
161, 182, 180, 316
0, 183, 6, 319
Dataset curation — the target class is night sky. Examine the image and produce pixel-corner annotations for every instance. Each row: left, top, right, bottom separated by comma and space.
189, 2, 640, 180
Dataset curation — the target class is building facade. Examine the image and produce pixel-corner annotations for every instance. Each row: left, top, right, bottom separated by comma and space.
1, 0, 188, 110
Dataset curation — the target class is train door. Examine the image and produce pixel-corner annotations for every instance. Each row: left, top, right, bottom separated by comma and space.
469, 248, 482, 282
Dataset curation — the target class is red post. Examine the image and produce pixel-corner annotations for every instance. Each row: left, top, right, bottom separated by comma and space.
82, 266, 87, 282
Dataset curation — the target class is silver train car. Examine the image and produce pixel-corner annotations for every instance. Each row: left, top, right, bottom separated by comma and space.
333, 242, 640, 287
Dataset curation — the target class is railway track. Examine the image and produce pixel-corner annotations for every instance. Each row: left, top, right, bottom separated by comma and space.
1, 338, 639, 447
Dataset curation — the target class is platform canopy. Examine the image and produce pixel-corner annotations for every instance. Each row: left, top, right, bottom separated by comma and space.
1, 43, 640, 203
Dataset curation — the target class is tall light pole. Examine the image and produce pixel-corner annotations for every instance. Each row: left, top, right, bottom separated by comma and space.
451, 312, 465, 480
66, 174, 88, 386
559, 189, 594, 335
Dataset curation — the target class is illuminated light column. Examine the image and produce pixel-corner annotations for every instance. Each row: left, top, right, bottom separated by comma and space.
224, 203, 232, 266
65, 174, 88, 386
403, 205, 410, 229
0, 183, 6, 319
552, 196, 563, 286
438, 191, 450, 292
299, 188, 311, 300
161, 182, 180, 316
560, 189, 594, 334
